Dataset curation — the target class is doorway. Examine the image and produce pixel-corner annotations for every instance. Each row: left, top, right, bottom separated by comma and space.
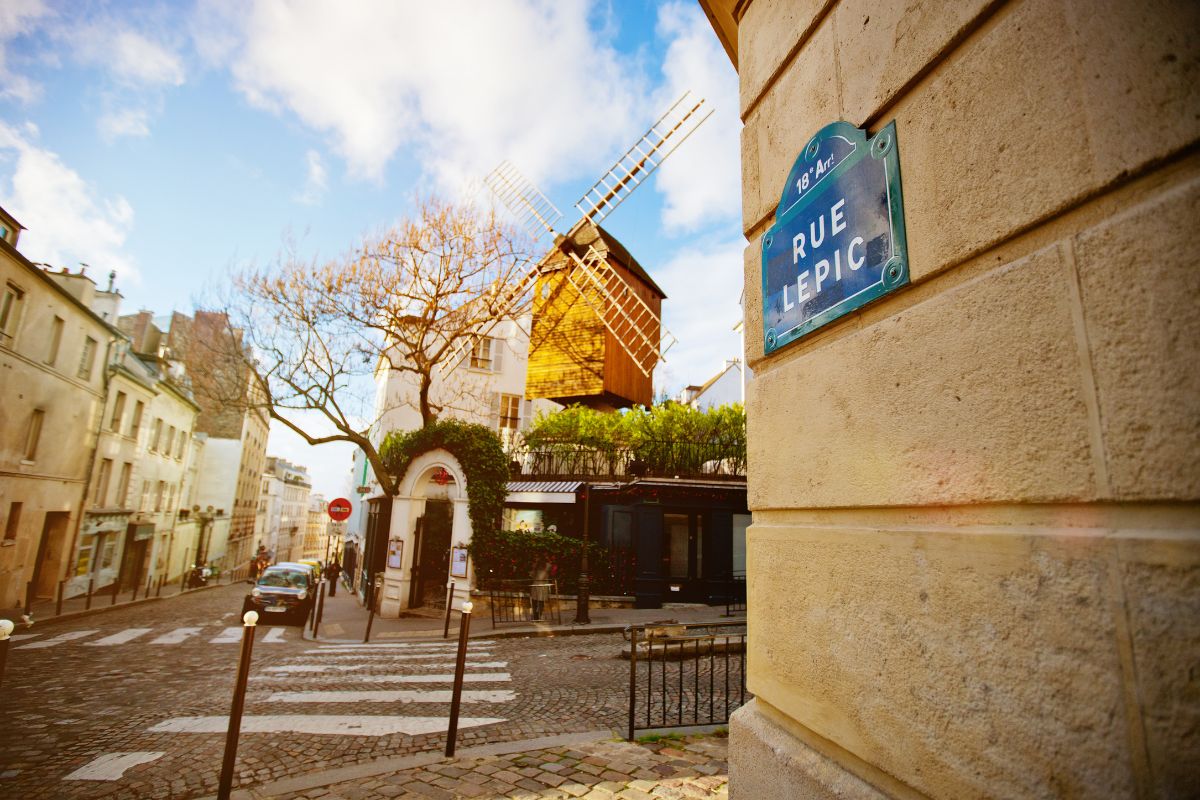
662, 511, 705, 602
32, 511, 70, 600
410, 500, 452, 607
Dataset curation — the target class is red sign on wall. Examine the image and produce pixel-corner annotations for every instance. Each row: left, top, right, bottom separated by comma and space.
327, 498, 352, 521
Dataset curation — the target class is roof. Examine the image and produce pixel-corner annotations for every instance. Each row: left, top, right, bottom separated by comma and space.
549, 219, 667, 299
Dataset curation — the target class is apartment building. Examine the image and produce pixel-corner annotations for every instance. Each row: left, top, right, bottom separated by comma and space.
0, 207, 121, 609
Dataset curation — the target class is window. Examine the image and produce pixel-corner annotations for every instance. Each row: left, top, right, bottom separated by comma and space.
140, 480, 151, 512
4, 502, 21, 541
0, 282, 24, 344
150, 418, 163, 452
176, 432, 187, 460
167, 483, 176, 513
499, 394, 521, 430
470, 337, 502, 371
130, 401, 144, 437
74, 537, 94, 576
46, 316, 64, 365
155, 481, 166, 512
116, 462, 132, 508
94, 459, 113, 507
164, 426, 175, 457
109, 391, 126, 431
24, 409, 44, 461
78, 336, 98, 380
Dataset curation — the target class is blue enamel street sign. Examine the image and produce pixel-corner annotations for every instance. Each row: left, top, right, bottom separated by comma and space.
762, 121, 909, 355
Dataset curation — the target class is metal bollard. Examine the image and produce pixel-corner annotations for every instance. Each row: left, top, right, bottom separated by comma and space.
132, 578, 139, 603
445, 600, 473, 757
156, 575, 164, 597
85, 577, 94, 610
111, 578, 120, 605
146, 573, 153, 598
312, 583, 326, 639
56, 580, 65, 617
443, 581, 455, 639
363, 574, 382, 644
24, 581, 33, 617
0, 619, 12, 692
217, 611, 258, 800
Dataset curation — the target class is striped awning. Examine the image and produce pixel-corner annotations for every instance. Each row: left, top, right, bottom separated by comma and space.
505, 480, 582, 504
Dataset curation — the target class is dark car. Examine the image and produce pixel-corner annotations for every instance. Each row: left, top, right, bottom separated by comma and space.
243, 565, 313, 625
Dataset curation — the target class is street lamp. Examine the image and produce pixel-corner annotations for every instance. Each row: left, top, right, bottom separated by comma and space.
574, 485, 591, 624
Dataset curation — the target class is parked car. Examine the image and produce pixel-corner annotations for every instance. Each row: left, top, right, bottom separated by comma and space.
277, 560, 322, 589
243, 565, 313, 625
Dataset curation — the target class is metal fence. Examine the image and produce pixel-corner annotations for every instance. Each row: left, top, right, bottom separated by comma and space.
725, 574, 746, 616
485, 579, 562, 629
627, 620, 749, 740
512, 440, 746, 480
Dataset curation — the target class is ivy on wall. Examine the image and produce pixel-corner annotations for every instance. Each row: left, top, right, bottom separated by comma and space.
379, 419, 510, 542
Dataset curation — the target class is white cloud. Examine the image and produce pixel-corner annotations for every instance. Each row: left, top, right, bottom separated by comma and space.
0, 0, 51, 103
293, 148, 327, 205
108, 29, 186, 87
652, 1, 741, 232
653, 235, 746, 394
98, 107, 151, 140
0, 121, 139, 284
196, 0, 651, 191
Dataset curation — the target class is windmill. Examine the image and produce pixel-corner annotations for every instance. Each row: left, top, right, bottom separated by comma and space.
441, 91, 712, 410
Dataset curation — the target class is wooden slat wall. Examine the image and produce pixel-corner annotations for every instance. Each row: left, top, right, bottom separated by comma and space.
601, 258, 657, 407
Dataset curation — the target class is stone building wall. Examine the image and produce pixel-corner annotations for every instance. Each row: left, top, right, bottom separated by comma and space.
717, 0, 1200, 797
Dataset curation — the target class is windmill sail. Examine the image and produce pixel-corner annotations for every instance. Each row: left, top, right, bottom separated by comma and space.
563, 246, 676, 377
484, 161, 563, 243
574, 91, 712, 225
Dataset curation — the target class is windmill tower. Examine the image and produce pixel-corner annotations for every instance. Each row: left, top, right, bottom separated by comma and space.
442, 92, 711, 410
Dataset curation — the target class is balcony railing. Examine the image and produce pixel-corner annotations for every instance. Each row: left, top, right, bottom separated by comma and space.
508, 439, 746, 480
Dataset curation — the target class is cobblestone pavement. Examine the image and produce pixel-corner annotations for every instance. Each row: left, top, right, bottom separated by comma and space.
0, 584, 637, 800
260, 734, 729, 800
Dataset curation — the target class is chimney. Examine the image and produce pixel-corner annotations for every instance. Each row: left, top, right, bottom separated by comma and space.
107, 270, 116, 292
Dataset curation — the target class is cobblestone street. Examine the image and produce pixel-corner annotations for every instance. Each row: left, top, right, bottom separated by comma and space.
0, 584, 642, 799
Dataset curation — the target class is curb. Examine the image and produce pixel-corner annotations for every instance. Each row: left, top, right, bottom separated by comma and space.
217, 729, 616, 800
0, 580, 236, 627
308, 622, 630, 644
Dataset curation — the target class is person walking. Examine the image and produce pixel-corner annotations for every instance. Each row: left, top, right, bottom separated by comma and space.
530, 559, 551, 621
325, 560, 341, 596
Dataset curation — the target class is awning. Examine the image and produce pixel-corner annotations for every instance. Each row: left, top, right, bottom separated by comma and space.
505, 480, 582, 505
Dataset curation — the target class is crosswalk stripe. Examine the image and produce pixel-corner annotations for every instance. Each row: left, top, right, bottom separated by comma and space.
10, 633, 40, 642
150, 627, 202, 644
289, 652, 493, 661
148, 715, 505, 736
260, 660, 507, 674
209, 627, 243, 644
64, 752, 165, 781
317, 673, 512, 684
85, 628, 152, 646
317, 642, 494, 650
17, 630, 97, 649
262, 628, 288, 643
265, 689, 516, 703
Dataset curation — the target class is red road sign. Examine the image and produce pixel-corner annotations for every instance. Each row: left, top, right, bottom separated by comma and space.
327, 498, 352, 521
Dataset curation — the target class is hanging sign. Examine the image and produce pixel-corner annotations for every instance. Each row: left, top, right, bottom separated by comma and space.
762, 120, 909, 354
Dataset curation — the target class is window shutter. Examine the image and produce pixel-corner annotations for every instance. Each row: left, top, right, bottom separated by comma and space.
491, 339, 504, 373
522, 399, 533, 430
490, 392, 501, 429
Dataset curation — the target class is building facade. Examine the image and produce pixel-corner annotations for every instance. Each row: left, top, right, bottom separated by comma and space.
700, 1, 1200, 797
0, 212, 122, 610
259, 456, 312, 564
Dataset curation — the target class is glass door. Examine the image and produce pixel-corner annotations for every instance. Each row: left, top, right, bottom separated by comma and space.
662, 512, 704, 601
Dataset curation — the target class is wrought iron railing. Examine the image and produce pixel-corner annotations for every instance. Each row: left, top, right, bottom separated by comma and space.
485, 578, 562, 629
725, 574, 746, 616
626, 620, 749, 740
509, 440, 746, 480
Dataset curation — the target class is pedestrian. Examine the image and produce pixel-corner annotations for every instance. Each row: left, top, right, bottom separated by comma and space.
325, 560, 341, 596
530, 559, 550, 621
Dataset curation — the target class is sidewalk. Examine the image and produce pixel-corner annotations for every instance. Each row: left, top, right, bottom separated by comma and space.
0, 572, 238, 627
230, 730, 729, 800
309, 579, 744, 643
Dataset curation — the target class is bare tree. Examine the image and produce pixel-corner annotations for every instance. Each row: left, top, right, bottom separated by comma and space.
209, 196, 534, 496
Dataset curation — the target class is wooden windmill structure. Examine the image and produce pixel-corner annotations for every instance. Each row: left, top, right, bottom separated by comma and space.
441, 92, 712, 410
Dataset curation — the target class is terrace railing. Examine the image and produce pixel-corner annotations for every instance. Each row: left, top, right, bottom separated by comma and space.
510, 440, 746, 481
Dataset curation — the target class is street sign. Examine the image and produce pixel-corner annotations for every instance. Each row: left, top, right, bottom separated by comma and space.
327, 498, 352, 522
761, 120, 909, 354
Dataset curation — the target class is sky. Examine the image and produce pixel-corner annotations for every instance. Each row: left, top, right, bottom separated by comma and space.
0, 0, 744, 498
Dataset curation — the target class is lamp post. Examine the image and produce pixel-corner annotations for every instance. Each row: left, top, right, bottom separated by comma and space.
574, 485, 591, 624
0, 618, 13, 691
